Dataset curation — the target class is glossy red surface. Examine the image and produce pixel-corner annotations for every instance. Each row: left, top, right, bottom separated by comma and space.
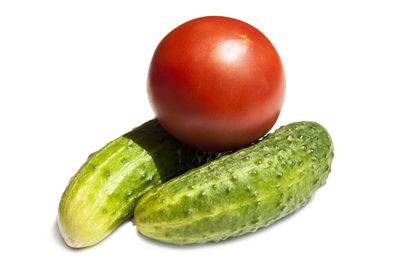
147, 16, 285, 152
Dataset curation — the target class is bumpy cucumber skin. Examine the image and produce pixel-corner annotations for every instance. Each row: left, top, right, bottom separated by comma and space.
134, 121, 334, 244
58, 119, 219, 248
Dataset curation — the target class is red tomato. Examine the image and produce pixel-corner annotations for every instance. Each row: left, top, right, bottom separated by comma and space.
147, 16, 285, 152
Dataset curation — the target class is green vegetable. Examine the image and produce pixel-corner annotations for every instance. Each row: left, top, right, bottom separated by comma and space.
58, 119, 219, 248
134, 121, 334, 244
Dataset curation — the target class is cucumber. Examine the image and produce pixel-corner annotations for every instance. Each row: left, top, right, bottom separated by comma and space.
58, 119, 220, 248
134, 121, 334, 244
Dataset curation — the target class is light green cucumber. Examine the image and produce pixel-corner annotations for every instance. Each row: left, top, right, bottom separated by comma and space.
58, 119, 219, 248
134, 121, 334, 244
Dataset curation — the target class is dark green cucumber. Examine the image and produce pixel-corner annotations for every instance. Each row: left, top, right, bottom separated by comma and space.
134, 121, 334, 244
58, 119, 219, 248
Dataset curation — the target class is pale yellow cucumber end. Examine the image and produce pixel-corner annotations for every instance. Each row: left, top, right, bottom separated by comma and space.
58, 214, 87, 248
61, 230, 86, 248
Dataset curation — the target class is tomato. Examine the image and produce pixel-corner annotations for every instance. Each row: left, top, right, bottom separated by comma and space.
147, 16, 285, 152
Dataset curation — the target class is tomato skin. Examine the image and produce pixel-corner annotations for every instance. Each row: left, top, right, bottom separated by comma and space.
147, 16, 285, 152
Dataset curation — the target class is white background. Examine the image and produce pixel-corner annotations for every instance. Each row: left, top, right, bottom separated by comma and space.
1, 0, 399, 266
